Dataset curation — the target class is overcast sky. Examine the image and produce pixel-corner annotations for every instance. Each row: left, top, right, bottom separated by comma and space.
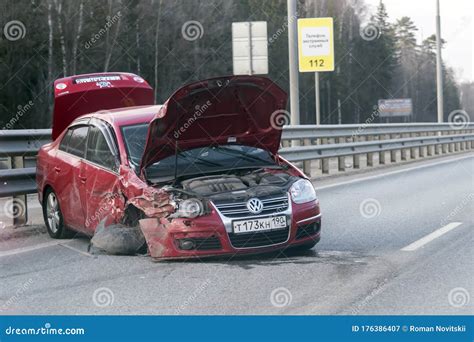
365, 0, 473, 82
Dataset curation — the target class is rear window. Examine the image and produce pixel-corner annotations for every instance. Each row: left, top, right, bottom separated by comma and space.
86, 126, 117, 171
59, 129, 73, 152
66, 126, 89, 157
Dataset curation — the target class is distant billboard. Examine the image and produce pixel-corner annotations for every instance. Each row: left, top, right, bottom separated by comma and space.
378, 99, 412, 117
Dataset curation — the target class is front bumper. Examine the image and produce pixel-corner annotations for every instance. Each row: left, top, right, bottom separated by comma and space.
139, 199, 321, 260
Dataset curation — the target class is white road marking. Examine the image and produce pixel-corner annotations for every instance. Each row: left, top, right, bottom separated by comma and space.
315, 155, 473, 191
0, 239, 73, 258
59, 243, 94, 257
401, 222, 463, 252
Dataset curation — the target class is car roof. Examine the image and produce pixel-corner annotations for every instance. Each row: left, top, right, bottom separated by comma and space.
79, 104, 161, 127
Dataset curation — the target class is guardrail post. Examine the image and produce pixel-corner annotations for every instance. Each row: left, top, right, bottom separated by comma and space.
353, 153, 360, 169
435, 135, 441, 154
320, 138, 329, 174
367, 136, 374, 167
410, 133, 417, 159
427, 144, 434, 156
390, 134, 397, 163
379, 135, 386, 165
419, 133, 426, 157
337, 138, 345, 172
322, 158, 329, 174
303, 139, 312, 176
10, 156, 28, 226
379, 150, 386, 164
401, 134, 408, 161
443, 139, 449, 153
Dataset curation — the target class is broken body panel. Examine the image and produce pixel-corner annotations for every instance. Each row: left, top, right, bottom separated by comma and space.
37, 73, 321, 259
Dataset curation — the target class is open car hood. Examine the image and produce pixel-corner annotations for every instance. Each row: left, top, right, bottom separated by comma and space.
140, 76, 288, 172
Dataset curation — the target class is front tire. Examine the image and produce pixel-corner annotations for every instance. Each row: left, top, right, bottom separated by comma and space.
43, 188, 72, 239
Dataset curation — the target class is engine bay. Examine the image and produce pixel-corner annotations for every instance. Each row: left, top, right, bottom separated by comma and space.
167, 169, 299, 201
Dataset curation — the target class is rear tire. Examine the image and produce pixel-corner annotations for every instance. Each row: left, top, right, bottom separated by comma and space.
42, 188, 73, 239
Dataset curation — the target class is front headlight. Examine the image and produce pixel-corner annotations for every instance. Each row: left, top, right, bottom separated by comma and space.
290, 179, 317, 204
176, 198, 204, 218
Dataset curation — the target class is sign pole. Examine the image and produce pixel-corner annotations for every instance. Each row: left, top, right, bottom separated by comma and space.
435, 0, 444, 123
315, 72, 320, 125
287, 0, 300, 126
247, 22, 253, 75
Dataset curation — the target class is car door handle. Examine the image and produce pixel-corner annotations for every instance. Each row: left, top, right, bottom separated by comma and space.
54, 167, 61, 173
79, 175, 87, 183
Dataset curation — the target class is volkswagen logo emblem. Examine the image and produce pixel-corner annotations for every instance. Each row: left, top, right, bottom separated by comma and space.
246, 198, 263, 214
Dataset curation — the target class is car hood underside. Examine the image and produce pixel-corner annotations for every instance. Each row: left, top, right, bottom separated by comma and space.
139, 75, 288, 172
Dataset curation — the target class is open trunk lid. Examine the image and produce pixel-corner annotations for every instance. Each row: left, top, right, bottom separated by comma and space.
52, 72, 154, 140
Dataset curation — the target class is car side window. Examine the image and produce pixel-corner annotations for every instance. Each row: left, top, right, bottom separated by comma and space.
59, 129, 73, 152
86, 126, 117, 171
67, 126, 89, 158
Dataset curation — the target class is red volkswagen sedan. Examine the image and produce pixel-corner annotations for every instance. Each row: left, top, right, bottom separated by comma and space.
36, 73, 321, 259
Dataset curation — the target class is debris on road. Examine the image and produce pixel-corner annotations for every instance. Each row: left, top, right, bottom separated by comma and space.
90, 219, 146, 255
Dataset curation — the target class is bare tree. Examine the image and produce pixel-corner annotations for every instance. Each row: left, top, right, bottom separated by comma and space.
72, 0, 84, 75
54, 0, 68, 76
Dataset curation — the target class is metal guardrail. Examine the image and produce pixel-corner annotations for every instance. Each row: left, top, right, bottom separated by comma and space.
281, 123, 474, 140
0, 129, 51, 157
0, 124, 473, 226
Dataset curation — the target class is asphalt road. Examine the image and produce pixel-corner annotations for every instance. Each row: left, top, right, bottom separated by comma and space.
0, 153, 473, 315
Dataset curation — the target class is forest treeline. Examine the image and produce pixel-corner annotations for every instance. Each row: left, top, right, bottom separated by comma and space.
0, 0, 468, 129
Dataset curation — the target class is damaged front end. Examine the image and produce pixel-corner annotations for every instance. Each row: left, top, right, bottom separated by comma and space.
135, 167, 303, 260
91, 76, 320, 259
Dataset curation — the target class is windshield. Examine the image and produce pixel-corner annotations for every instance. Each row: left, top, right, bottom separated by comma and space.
121, 123, 278, 181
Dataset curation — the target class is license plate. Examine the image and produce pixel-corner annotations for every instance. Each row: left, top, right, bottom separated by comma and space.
232, 216, 287, 234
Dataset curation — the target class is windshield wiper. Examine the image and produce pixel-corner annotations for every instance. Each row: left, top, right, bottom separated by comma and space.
214, 146, 276, 165
180, 151, 221, 167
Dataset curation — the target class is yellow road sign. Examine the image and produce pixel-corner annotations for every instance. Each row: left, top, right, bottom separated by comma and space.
297, 18, 334, 72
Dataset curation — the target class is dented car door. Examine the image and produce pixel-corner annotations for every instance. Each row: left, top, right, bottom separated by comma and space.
55, 125, 89, 230
83, 123, 123, 232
